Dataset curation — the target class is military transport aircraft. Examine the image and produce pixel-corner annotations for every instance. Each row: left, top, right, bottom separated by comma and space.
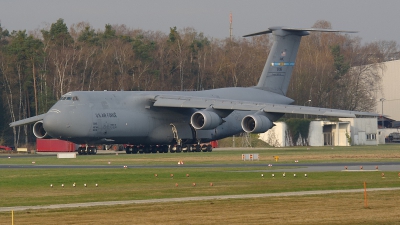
10, 26, 378, 154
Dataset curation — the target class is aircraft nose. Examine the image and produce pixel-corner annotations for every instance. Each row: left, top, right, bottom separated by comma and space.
43, 107, 92, 139
43, 113, 61, 137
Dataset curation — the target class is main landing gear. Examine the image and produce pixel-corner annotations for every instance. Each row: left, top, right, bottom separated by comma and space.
124, 144, 212, 154
77, 143, 213, 155
168, 144, 212, 153
125, 145, 169, 154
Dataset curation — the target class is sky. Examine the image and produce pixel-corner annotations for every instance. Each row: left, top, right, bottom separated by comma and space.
1, 0, 399, 44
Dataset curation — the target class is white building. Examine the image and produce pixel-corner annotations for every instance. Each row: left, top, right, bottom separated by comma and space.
259, 122, 288, 147
260, 118, 378, 147
340, 118, 378, 145
374, 60, 400, 122
308, 120, 351, 146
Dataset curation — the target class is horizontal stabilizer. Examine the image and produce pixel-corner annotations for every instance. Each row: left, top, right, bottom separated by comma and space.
243, 30, 272, 37
243, 26, 357, 37
282, 27, 357, 33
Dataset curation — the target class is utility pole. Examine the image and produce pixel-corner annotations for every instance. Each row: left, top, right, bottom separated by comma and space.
229, 12, 233, 41
380, 98, 385, 128
303, 99, 311, 119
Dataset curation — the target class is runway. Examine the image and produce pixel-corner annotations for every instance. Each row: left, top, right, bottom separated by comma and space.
1, 161, 400, 172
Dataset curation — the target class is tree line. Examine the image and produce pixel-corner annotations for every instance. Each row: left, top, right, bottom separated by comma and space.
0, 19, 397, 147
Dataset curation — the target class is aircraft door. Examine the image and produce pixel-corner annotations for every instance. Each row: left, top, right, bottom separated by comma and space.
170, 123, 195, 145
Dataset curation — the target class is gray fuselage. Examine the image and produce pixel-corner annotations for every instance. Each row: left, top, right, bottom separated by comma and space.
42, 87, 293, 145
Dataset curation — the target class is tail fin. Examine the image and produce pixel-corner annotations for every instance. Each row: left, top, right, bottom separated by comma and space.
244, 27, 356, 96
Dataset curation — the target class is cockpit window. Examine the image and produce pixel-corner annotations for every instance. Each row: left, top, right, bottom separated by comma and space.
60, 96, 78, 101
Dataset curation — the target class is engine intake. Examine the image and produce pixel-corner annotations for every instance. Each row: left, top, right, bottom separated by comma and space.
241, 115, 273, 133
191, 111, 222, 130
33, 121, 51, 139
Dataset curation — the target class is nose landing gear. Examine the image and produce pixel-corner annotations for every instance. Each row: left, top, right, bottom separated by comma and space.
77, 145, 97, 155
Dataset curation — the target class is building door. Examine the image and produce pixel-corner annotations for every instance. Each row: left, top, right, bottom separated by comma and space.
323, 124, 334, 146
323, 132, 333, 146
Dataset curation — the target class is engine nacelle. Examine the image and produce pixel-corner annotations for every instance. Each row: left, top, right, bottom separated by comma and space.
33, 121, 51, 139
191, 111, 222, 130
241, 115, 273, 133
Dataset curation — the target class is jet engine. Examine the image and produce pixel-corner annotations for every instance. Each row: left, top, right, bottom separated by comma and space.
191, 110, 222, 130
33, 121, 51, 139
241, 114, 273, 133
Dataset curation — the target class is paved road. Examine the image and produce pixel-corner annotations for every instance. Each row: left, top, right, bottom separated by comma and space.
1, 187, 400, 212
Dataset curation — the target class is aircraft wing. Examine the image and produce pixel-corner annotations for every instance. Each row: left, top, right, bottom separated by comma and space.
152, 95, 379, 118
9, 113, 46, 127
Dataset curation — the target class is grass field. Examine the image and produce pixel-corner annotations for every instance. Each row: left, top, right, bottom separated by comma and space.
2, 145, 400, 165
1, 145, 400, 224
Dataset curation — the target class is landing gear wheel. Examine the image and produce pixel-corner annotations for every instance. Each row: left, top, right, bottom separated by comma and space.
87, 147, 97, 155
195, 145, 201, 152
188, 145, 194, 152
206, 145, 212, 152
138, 146, 144, 154
144, 145, 151, 154
169, 145, 176, 153
125, 146, 132, 154
78, 147, 84, 155
162, 145, 169, 153
176, 145, 182, 153
132, 146, 138, 154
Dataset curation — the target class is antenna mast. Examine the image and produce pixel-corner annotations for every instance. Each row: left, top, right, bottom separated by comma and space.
229, 12, 233, 41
